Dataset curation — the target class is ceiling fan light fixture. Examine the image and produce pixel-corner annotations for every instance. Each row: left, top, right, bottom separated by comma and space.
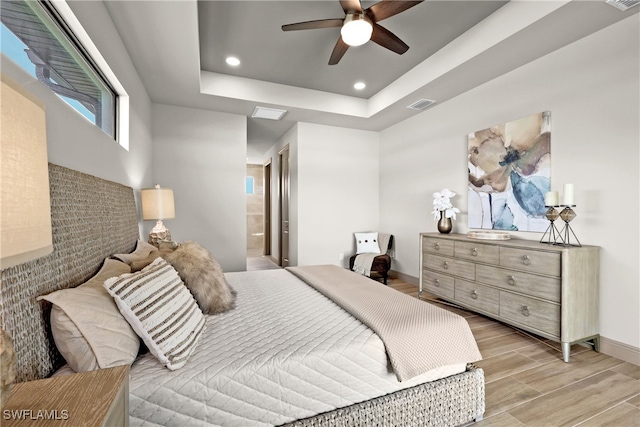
341, 13, 372, 47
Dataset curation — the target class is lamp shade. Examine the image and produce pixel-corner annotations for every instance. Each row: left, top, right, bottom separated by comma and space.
141, 186, 175, 220
0, 73, 53, 270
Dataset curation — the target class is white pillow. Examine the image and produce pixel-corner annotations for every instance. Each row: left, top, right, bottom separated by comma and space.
37, 259, 140, 372
103, 257, 206, 370
355, 232, 381, 254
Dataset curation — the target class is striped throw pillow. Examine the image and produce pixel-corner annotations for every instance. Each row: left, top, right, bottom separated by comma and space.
104, 257, 206, 370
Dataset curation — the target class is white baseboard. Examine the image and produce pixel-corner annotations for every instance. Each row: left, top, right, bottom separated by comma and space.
600, 336, 640, 366
389, 270, 639, 367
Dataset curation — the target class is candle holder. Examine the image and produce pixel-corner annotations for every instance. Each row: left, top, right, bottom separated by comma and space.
556, 205, 581, 247
540, 206, 564, 245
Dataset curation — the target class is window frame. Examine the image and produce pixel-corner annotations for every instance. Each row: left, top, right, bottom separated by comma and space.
1, 0, 130, 149
40, 0, 118, 135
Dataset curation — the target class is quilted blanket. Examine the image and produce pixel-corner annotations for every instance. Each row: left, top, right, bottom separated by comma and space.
287, 265, 482, 381
126, 269, 468, 426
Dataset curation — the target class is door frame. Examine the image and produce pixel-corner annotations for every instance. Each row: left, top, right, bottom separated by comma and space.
263, 158, 272, 257
278, 145, 290, 267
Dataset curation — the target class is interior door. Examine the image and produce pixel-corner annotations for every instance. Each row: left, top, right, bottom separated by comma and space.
279, 146, 290, 267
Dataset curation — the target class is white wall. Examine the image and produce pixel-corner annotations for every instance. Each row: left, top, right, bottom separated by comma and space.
151, 104, 247, 272
262, 122, 379, 267
1, 1, 153, 193
380, 16, 639, 350
297, 123, 380, 266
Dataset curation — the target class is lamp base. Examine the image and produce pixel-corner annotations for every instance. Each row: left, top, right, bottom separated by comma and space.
148, 220, 172, 247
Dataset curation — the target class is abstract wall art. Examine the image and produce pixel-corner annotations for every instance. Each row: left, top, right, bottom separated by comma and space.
468, 111, 551, 232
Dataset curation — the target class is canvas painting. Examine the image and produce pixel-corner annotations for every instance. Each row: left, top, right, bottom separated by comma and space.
468, 111, 551, 232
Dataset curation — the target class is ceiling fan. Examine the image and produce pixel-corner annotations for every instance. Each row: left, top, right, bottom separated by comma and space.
282, 0, 424, 65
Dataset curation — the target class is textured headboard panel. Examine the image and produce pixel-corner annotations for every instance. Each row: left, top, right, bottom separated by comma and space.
0, 163, 139, 382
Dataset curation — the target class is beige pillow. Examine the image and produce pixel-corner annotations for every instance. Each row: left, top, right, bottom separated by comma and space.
104, 258, 206, 370
163, 241, 236, 314
113, 240, 160, 271
38, 259, 140, 372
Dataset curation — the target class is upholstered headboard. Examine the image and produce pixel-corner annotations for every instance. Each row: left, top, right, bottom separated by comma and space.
0, 164, 139, 382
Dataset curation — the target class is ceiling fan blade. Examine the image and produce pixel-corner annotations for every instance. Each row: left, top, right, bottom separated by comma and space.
370, 23, 409, 55
328, 37, 349, 65
281, 18, 343, 32
366, 0, 423, 22
340, 0, 362, 14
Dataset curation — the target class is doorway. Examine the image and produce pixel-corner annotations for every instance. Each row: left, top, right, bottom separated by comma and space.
246, 164, 264, 258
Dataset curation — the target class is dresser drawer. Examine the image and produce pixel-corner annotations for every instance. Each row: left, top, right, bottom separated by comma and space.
422, 269, 455, 299
423, 254, 475, 280
454, 279, 499, 315
500, 291, 560, 337
500, 247, 561, 276
422, 236, 454, 257
476, 264, 561, 303
454, 241, 499, 264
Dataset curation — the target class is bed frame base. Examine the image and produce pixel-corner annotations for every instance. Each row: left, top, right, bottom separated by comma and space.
282, 366, 485, 427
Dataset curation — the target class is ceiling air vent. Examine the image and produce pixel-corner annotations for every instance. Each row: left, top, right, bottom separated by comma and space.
606, 0, 640, 11
406, 98, 436, 111
251, 106, 287, 120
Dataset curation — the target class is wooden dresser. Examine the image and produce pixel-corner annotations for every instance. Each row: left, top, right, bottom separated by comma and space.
419, 233, 600, 362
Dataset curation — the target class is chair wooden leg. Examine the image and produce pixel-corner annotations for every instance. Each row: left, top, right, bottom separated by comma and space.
383, 271, 388, 285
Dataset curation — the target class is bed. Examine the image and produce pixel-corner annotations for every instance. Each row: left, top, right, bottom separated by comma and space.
0, 163, 485, 426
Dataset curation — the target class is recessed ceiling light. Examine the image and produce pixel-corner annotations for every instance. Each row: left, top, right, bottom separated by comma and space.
354, 81, 366, 90
225, 56, 240, 66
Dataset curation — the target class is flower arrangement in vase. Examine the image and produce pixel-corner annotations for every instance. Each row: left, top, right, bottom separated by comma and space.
432, 189, 460, 234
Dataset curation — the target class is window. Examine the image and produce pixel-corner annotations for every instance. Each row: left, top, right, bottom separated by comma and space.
246, 177, 255, 195
1, 0, 116, 139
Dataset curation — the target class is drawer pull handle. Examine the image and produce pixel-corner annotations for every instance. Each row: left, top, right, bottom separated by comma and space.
434, 279, 440, 287
434, 243, 440, 250
522, 255, 531, 266
443, 261, 449, 269
471, 290, 478, 300
507, 275, 516, 286
471, 248, 478, 257
521, 306, 530, 317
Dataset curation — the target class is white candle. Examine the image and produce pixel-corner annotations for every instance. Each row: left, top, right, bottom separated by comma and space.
545, 191, 558, 206
563, 184, 575, 205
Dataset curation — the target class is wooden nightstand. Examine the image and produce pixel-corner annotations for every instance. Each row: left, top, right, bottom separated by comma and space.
2, 365, 129, 426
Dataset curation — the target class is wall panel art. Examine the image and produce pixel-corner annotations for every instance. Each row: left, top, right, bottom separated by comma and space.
468, 111, 551, 232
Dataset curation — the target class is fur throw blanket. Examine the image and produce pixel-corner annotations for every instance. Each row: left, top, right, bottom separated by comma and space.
162, 241, 236, 314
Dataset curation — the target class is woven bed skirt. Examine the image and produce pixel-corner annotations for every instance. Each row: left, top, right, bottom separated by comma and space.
282, 366, 485, 427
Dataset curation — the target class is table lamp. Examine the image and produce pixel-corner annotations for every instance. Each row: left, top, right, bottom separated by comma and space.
141, 185, 175, 246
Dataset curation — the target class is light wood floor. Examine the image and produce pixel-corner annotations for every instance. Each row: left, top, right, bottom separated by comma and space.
386, 277, 640, 427
246, 256, 281, 271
